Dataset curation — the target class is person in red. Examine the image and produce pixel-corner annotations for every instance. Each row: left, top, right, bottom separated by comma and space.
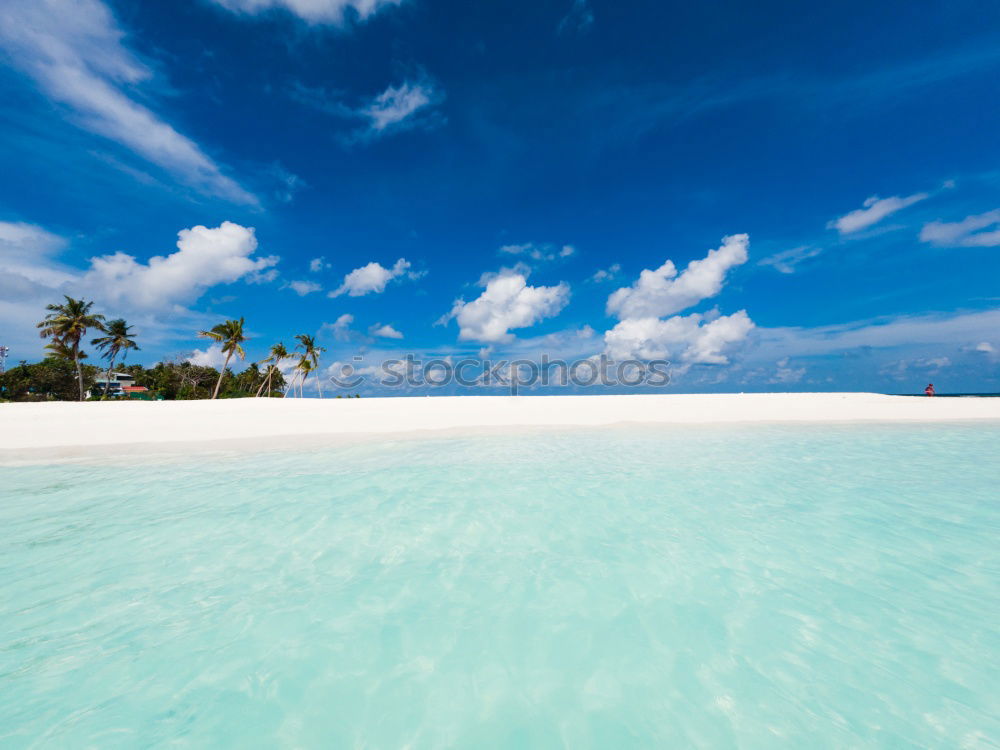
925, 383, 935, 397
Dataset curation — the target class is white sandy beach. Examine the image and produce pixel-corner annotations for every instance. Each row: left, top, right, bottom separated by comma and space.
2, 393, 999, 457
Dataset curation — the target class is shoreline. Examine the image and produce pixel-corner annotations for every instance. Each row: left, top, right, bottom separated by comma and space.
3, 393, 1000, 461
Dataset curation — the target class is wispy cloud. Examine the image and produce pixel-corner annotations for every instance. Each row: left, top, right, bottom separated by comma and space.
920, 209, 1000, 247
557, 0, 594, 35
499, 242, 575, 263
208, 0, 402, 25
573, 45, 1000, 149
0, 0, 257, 204
293, 76, 445, 142
828, 193, 928, 235
758, 245, 823, 274
285, 280, 322, 296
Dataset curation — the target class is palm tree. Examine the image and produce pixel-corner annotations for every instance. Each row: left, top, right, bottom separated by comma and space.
256, 342, 289, 397
294, 356, 313, 398
197, 317, 247, 399
38, 296, 105, 401
294, 333, 326, 398
91, 319, 139, 399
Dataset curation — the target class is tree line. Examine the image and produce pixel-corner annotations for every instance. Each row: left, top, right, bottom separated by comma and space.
0, 295, 338, 402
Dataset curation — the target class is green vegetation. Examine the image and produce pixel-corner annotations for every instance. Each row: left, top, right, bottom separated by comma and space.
197, 317, 248, 399
91, 318, 140, 399
37, 296, 105, 401
0, 300, 321, 402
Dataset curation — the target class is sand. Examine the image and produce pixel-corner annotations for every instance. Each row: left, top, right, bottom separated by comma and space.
2, 392, 998, 459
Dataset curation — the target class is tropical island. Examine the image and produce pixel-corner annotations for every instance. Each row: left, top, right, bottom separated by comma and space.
1, 295, 335, 402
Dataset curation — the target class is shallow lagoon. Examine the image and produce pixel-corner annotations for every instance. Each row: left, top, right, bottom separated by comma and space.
2, 424, 998, 748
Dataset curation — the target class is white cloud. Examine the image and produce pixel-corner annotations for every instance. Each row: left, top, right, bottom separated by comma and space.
186, 344, 229, 369
309, 256, 330, 272
0, 221, 76, 290
445, 270, 570, 343
83, 222, 278, 311
590, 263, 621, 282
369, 323, 403, 339
828, 193, 928, 235
769, 357, 806, 384
1, 220, 275, 316
758, 245, 823, 274
0, 221, 66, 258
603, 310, 753, 364
364, 80, 442, 133
208, 0, 402, 24
756, 308, 1000, 358
500, 242, 575, 262
975, 341, 996, 353
295, 76, 444, 141
321, 313, 355, 341
329, 258, 418, 297
286, 279, 322, 296
880, 356, 951, 381
0, 0, 255, 204
919, 209, 1000, 247
0, 220, 280, 359
606, 233, 748, 320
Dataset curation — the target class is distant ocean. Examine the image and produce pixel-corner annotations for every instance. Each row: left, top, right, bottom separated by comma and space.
2, 424, 998, 747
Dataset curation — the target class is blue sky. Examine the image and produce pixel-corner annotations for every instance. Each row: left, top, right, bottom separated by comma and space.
1, 0, 999, 394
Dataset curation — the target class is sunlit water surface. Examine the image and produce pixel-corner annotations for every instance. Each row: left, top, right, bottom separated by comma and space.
2, 424, 998, 748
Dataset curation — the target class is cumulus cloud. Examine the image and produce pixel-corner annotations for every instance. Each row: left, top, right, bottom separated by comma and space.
601, 234, 753, 365
83, 222, 278, 311
1, 220, 275, 316
604, 310, 753, 364
828, 193, 928, 235
369, 323, 403, 339
445, 270, 570, 343
186, 344, 229, 369
0, 0, 255, 204
285, 279, 322, 295
1, 220, 279, 358
321, 313, 355, 341
208, 0, 402, 24
919, 209, 1000, 247
607, 233, 748, 320
329, 258, 419, 297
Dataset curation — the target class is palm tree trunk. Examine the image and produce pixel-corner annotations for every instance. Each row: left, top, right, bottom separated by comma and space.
212, 351, 233, 399
282, 370, 293, 398
255, 369, 268, 398
103, 354, 117, 401
74, 341, 84, 401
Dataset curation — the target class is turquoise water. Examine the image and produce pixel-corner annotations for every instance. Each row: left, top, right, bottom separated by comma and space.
1, 424, 998, 749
